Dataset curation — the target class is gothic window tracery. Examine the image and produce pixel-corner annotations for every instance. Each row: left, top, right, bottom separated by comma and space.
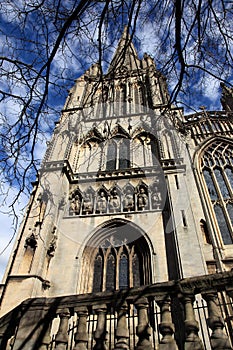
132, 133, 159, 167
91, 236, 147, 292
201, 141, 233, 244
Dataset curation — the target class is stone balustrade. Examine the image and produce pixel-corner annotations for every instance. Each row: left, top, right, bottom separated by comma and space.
1, 271, 233, 349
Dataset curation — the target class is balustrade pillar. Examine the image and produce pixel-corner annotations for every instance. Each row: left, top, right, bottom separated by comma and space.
114, 301, 129, 350
12, 299, 50, 350
39, 321, 52, 350
135, 297, 152, 350
93, 304, 108, 350
157, 297, 178, 350
54, 308, 70, 350
203, 292, 232, 349
182, 295, 204, 350
73, 307, 89, 350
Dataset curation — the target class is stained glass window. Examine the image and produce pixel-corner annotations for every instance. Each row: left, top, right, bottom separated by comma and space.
203, 170, 218, 200
119, 139, 130, 169
214, 169, 230, 198
227, 203, 233, 225
226, 168, 233, 188
106, 138, 130, 170
93, 253, 103, 293
119, 253, 129, 289
92, 237, 146, 292
106, 253, 116, 291
201, 141, 233, 244
106, 142, 116, 170
214, 205, 232, 244
132, 253, 140, 287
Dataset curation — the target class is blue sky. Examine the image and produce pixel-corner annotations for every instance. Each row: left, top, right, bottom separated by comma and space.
0, 0, 233, 280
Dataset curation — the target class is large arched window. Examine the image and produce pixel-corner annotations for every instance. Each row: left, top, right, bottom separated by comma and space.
106, 138, 130, 171
201, 141, 233, 244
82, 221, 151, 293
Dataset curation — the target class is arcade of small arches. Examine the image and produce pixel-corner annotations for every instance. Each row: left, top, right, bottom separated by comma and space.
68, 182, 163, 217
84, 79, 150, 113
70, 126, 178, 174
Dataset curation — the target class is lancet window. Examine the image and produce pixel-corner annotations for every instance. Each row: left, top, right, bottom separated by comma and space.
75, 131, 160, 174
106, 137, 130, 170
132, 133, 159, 167
201, 141, 233, 244
77, 139, 102, 173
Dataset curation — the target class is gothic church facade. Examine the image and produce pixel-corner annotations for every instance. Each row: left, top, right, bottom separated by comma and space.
0, 28, 233, 350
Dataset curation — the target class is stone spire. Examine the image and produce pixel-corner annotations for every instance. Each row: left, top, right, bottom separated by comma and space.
108, 26, 141, 73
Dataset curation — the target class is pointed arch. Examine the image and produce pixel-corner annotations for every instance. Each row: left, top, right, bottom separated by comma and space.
105, 129, 130, 170
77, 139, 102, 173
80, 219, 153, 293
106, 139, 117, 170
132, 132, 160, 167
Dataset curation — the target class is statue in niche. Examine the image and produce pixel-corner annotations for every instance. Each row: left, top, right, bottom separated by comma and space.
137, 188, 148, 211
69, 194, 81, 215
82, 192, 93, 214
96, 191, 107, 213
123, 189, 134, 211
151, 191, 161, 209
109, 188, 120, 212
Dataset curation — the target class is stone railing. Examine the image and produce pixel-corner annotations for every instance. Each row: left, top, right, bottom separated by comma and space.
1, 271, 233, 350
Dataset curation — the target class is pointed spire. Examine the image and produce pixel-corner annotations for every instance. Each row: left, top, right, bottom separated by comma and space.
108, 26, 141, 73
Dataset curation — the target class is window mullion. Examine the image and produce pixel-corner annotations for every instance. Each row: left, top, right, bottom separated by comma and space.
102, 251, 107, 291
211, 169, 233, 233
223, 167, 233, 198
116, 251, 119, 290
211, 169, 224, 204
129, 249, 133, 288
116, 141, 119, 169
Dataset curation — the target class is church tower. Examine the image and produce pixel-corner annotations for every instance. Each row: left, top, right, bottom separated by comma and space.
0, 27, 233, 350
0, 26, 206, 312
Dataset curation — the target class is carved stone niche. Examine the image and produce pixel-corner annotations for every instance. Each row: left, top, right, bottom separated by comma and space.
96, 188, 108, 214
69, 187, 82, 216
109, 187, 121, 213
150, 182, 162, 210
136, 184, 149, 211
25, 229, 38, 249
122, 184, 135, 212
82, 188, 95, 215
